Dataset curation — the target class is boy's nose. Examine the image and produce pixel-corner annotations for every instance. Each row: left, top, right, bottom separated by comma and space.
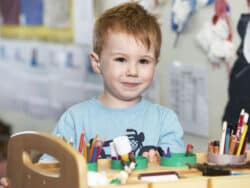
126, 62, 138, 77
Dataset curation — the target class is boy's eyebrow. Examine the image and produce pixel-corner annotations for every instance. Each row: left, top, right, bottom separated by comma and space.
141, 55, 156, 61
110, 52, 127, 56
111, 52, 155, 60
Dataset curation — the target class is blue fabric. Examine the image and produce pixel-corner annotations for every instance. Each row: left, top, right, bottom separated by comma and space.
41, 97, 184, 161
190, 0, 197, 13
20, 0, 43, 25
171, 0, 196, 33
207, 0, 214, 5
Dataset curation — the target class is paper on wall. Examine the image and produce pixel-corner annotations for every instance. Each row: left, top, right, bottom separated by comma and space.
43, 0, 70, 28
169, 61, 208, 137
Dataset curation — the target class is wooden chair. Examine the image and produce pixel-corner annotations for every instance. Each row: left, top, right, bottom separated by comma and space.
7, 131, 88, 188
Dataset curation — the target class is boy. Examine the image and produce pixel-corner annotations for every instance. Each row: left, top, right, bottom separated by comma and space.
45, 2, 184, 158
0, 2, 184, 187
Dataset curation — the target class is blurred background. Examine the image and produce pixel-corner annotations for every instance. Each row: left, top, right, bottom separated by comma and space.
0, 0, 248, 158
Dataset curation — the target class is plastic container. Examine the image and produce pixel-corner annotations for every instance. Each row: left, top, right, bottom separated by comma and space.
87, 162, 98, 171
207, 152, 246, 165
160, 153, 196, 167
111, 156, 148, 170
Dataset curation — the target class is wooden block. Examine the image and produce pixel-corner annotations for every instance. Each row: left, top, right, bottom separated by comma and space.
89, 182, 149, 188
150, 177, 208, 188
208, 175, 250, 188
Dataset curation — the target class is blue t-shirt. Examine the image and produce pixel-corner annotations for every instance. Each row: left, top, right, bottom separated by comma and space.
41, 97, 184, 160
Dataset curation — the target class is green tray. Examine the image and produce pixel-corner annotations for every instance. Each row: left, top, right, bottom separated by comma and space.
160, 153, 196, 167
111, 156, 148, 170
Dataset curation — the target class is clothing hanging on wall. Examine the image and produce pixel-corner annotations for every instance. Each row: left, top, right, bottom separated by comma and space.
0, 0, 20, 24
223, 13, 250, 141
20, 0, 43, 25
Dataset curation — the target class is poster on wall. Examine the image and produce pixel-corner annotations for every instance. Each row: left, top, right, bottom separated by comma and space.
43, 0, 70, 28
0, 39, 90, 119
168, 61, 208, 137
74, 0, 93, 45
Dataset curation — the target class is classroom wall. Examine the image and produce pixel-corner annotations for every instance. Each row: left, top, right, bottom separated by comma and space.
0, 0, 248, 151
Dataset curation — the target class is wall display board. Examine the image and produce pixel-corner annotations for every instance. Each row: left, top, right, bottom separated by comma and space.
0, 0, 73, 42
0, 0, 98, 121
0, 39, 89, 119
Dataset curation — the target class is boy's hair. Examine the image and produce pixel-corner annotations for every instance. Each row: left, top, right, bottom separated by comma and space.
93, 2, 162, 60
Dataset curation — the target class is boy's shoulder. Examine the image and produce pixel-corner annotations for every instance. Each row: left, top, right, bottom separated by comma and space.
143, 99, 176, 115
66, 98, 97, 114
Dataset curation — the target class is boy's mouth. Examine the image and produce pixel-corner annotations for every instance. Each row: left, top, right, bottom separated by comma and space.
121, 82, 141, 88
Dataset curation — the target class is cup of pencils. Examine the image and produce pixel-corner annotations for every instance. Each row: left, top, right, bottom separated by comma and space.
87, 162, 98, 171
208, 110, 248, 165
78, 132, 104, 171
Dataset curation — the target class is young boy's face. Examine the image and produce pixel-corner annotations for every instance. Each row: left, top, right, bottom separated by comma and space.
91, 32, 157, 106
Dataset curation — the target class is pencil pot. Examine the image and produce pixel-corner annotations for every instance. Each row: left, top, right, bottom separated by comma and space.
87, 162, 98, 171
160, 153, 196, 167
111, 156, 148, 170
207, 152, 246, 165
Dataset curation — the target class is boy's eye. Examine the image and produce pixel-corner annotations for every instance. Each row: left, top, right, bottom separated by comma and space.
139, 59, 149, 64
114, 57, 126, 63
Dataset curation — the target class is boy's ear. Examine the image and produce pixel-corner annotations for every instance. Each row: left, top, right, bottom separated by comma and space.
89, 52, 101, 74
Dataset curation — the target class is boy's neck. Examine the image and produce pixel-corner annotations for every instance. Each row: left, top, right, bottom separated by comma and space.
98, 95, 142, 108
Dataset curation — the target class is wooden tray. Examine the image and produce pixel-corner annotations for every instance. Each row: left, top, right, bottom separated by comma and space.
7, 132, 250, 188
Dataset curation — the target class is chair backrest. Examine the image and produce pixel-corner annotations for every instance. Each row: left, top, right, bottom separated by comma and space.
7, 131, 88, 188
